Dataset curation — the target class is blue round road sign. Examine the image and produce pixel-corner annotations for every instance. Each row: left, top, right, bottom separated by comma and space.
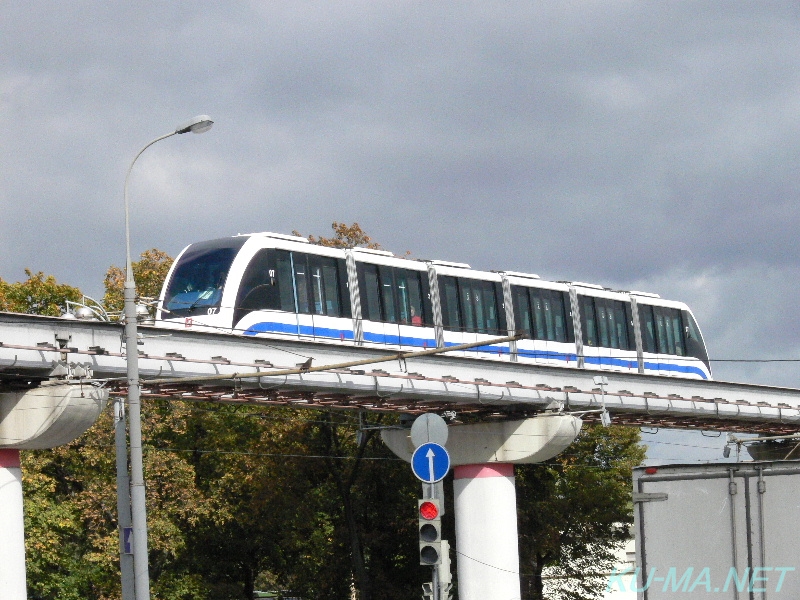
411, 442, 451, 483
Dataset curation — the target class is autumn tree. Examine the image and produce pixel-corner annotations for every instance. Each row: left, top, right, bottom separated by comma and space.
0, 269, 82, 316
103, 249, 173, 316
294, 221, 382, 249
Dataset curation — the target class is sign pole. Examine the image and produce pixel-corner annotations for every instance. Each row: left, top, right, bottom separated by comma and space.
411, 416, 451, 600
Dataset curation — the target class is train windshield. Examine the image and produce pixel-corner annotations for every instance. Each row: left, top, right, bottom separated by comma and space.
162, 237, 246, 318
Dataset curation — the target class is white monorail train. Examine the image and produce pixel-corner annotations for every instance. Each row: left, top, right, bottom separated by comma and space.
155, 232, 712, 380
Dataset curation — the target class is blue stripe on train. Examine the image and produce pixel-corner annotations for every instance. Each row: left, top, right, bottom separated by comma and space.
244, 321, 355, 340
242, 321, 708, 379
363, 331, 438, 347
642, 360, 708, 379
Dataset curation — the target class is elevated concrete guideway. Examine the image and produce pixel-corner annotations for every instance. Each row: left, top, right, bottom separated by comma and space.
2, 310, 797, 600
2, 311, 800, 433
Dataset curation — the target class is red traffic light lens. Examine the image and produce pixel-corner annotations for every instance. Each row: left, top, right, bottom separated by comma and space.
419, 501, 439, 520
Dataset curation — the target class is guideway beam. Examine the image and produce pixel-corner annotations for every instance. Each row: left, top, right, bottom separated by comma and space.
383, 415, 582, 600
1, 312, 800, 430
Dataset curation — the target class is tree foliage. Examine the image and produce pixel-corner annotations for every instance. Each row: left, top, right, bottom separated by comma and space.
103, 249, 173, 316
517, 424, 645, 600
0, 269, 82, 316
22, 400, 218, 600
294, 221, 381, 249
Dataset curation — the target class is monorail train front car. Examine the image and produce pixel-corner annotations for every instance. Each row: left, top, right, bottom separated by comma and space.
155, 232, 712, 380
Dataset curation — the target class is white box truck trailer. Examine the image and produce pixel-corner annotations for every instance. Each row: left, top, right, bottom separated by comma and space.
627, 460, 800, 599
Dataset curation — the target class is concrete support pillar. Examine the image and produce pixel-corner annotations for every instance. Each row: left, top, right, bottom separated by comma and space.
454, 463, 520, 600
0, 449, 26, 600
382, 415, 582, 600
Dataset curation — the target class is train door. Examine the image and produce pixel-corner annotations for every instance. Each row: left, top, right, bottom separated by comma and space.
579, 295, 608, 370
472, 280, 505, 359
512, 286, 540, 365
395, 269, 431, 351
637, 304, 661, 376
378, 265, 401, 346
289, 253, 315, 340
357, 263, 390, 346
652, 306, 687, 377
595, 298, 637, 373
306, 255, 352, 343
438, 276, 466, 355
532, 289, 574, 368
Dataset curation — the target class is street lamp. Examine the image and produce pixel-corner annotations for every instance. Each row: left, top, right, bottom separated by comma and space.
120, 115, 213, 600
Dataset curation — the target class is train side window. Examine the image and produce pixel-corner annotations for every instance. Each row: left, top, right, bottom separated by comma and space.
682, 310, 710, 367
531, 293, 547, 340
322, 260, 341, 316
308, 255, 342, 317
439, 276, 462, 331
237, 250, 276, 308
310, 263, 325, 315
553, 291, 572, 343
235, 250, 280, 324
420, 275, 433, 327
397, 269, 425, 326
457, 278, 499, 335
480, 280, 500, 334
595, 299, 611, 348
274, 251, 295, 312
527, 289, 573, 343
580, 296, 598, 346
623, 303, 635, 351
459, 281, 476, 333
638, 304, 657, 353
613, 301, 631, 349
512, 286, 532, 336
292, 254, 310, 314
652, 307, 685, 356
542, 292, 558, 342
361, 263, 382, 322
378, 266, 398, 323
670, 310, 685, 356
336, 259, 352, 318
594, 298, 631, 350
358, 263, 429, 325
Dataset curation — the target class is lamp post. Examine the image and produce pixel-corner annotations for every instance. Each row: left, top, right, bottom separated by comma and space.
121, 115, 213, 600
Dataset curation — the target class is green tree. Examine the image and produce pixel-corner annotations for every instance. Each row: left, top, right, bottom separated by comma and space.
22, 399, 216, 600
293, 412, 421, 600
516, 424, 645, 600
0, 269, 82, 316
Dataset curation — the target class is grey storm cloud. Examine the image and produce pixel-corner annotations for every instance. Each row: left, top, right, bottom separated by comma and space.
2, 1, 800, 404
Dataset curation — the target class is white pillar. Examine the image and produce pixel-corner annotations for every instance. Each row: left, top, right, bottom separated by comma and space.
453, 463, 521, 600
0, 449, 27, 600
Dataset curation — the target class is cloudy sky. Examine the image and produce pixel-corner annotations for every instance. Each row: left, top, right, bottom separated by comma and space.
2, 1, 799, 418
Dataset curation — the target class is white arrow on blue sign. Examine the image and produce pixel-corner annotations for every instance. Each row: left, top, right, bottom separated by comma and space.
411, 442, 451, 483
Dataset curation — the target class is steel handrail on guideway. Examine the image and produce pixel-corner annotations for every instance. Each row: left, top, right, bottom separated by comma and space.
2, 311, 800, 433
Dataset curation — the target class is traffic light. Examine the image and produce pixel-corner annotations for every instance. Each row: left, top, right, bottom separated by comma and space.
418, 499, 442, 565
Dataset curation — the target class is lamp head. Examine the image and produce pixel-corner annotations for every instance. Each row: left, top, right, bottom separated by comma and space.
175, 115, 214, 135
